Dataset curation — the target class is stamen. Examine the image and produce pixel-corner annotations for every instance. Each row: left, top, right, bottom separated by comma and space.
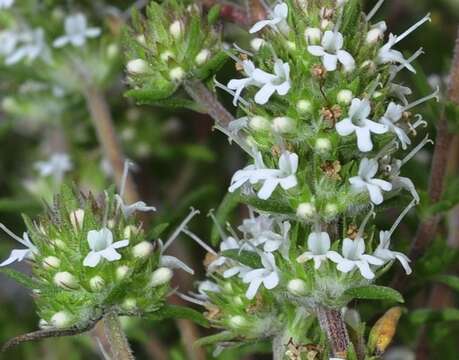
357, 204, 375, 238
394, 13, 431, 45
404, 87, 439, 111
0, 223, 27, 246
176, 291, 208, 306
161, 208, 200, 252
389, 199, 417, 235
119, 160, 133, 200
208, 210, 227, 242
213, 79, 250, 107
233, 43, 254, 57
389, 48, 424, 81
183, 228, 218, 255
366, 0, 385, 22
412, 115, 428, 129
401, 135, 433, 166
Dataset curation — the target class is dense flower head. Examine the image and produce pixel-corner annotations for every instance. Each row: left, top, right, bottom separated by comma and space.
0, 184, 195, 331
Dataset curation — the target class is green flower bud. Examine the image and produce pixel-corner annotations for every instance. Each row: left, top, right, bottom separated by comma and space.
122, 298, 137, 311
296, 99, 313, 114
249, 116, 270, 131
169, 20, 184, 39
42, 256, 61, 270
272, 116, 295, 133
69, 209, 84, 230
50, 311, 72, 328
150, 267, 173, 287
169, 67, 185, 82
337, 89, 353, 105
116, 265, 130, 281
195, 49, 211, 65
287, 279, 308, 296
127, 59, 149, 74
229, 315, 247, 329
132, 241, 154, 258
314, 137, 332, 154
54, 272, 78, 290
89, 276, 105, 291
296, 202, 316, 219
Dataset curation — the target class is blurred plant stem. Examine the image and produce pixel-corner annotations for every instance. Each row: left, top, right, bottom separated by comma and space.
316, 306, 350, 359
103, 312, 134, 360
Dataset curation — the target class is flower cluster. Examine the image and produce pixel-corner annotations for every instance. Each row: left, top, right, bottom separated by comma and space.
0, 177, 196, 332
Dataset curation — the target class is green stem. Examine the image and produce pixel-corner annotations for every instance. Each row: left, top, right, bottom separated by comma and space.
103, 312, 135, 360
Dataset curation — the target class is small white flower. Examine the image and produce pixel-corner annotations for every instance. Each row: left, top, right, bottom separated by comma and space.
330, 237, 384, 279
389, 83, 413, 106
53, 13, 101, 48
34, 153, 72, 183
335, 98, 388, 152
252, 60, 291, 104
374, 231, 412, 275
349, 158, 392, 205
209, 236, 241, 272
227, 60, 259, 105
242, 252, 279, 299
229, 151, 298, 200
379, 102, 411, 149
115, 195, 156, 218
297, 231, 341, 269
0, 225, 38, 267
0, 30, 18, 56
308, 31, 355, 72
83, 228, 129, 267
5, 28, 49, 65
249, 2, 289, 34
0, 0, 14, 9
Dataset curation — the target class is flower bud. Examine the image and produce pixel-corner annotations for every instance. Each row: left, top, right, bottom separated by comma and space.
123, 225, 138, 239
229, 315, 247, 329
169, 67, 185, 82
136, 34, 146, 45
366, 22, 387, 45
50, 311, 72, 328
160, 50, 174, 62
287, 279, 308, 296
233, 296, 244, 306
122, 298, 137, 311
249, 116, 270, 131
195, 49, 211, 65
150, 267, 173, 287
116, 265, 130, 280
250, 38, 265, 51
42, 256, 61, 270
54, 272, 78, 290
286, 41, 296, 50
305, 27, 321, 44
127, 59, 149, 74
132, 241, 154, 258
89, 276, 105, 291
324, 203, 339, 217
1, 97, 17, 112
296, 202, 316, 219
337, 89, 353, 105
169, 20, 184, 39
39, 319, 51, 329
272, 117, 295, 133
297, 99, 313, 114
314, 138, 332, 154
69, 209, 84, 230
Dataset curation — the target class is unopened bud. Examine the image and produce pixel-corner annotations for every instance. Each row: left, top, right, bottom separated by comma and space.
314, 137, 332, 154
324, 203, 339, 217
297, 202, 316, 219
297, 99, 313, 114
169, 20, 183, 39
54, 272, 78, 290
89, 276, 105, 291
305, 27, 321, 44
123, 225, 138, 239
42, 256, 61, 270
169, 67, 185, 82
69, 209, 84, 230
272, 117, 295, 133
229, 315, 247, 328
195, 49, 211, 65
132, 241, 154, 258
249, 116, 270, 131
116, 265, 130, 281
287, 279, 308, 296
150, 267, 173, 287
250, 38, 265, 51
50, 311, 72, 328
122, 298, 137, 310
160, 50, 174, 62
337, 89, 353, 105
127, 59, 149, 74
136, 34, 146, 45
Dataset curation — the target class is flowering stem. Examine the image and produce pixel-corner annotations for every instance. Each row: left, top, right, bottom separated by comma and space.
183, 79, 235, 128
84, 86, 140, 204
103, 312, 134, 360
316, 306, 350, 359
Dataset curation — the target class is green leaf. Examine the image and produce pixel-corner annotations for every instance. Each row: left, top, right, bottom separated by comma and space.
210, 191, 241, 246
147, 305, 209, 327
194, 51, 229, 80
125, 79, 178, 103
433, 274, 459, 292
344, 285, 404, 303
146, 97, 205, 112
341, 0, 362, 38
184, 16, 201, 58
240, 194, 292, 214
194, 330, 235, 347
221, 249, 262, 268
207, 4, 221, 25
0, 268, 41, 290
346, 342, 358, 360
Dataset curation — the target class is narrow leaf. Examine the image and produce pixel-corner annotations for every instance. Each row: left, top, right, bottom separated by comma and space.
344, 285, 404, 303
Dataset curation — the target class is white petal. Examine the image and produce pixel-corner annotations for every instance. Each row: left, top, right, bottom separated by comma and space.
245, 277, 263, 299
307, 45, 326, 57
101, 247, 122, 262
356, 261, 375, 279
53, 36, 69, 48
322, 53, 338, 71
257, 178, 279, 199
355, 126, 373, 152
366, 120, 388, 134
395, 253, 412, 275
367, 183, 384, 204
160, 255, 194, 274
252, 69, 276, 84
254, 84, 276, 105
249, 20, 273, 34
342, 238, 355, 258
0, 249, 30, 267
263, 271, 279, 289
370, 179, 393, 192
112, 240, 130, 249
337, 259, 355, 273
337, 50, 355, 71
274, 3, 288, 18
335, 118, 355, 136
83, 251, 101, 267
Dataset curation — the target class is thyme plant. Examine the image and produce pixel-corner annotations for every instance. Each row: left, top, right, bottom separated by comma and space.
125, 0, 438, 359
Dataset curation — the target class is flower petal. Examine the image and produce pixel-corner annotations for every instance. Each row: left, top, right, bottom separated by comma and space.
83, 251, 101, 267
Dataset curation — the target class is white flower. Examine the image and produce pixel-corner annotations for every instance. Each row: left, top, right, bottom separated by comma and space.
252, 60, 291, 105
5, 28, 48, 65
330, 237, 384, 279
308, 31, 355, 72
389, 83, 412, 106
115, 194, 156, 218
379, 102, 411, 149
249, 2, 289, 34
349, 158, 392, 205
227, 60, 259, 106
335, 98, 388, 152
34, 153, 72, 183
83, 228, 129, 267
305, 27, 322, 44
229, 151, 298, 200
159, 255, 194, 274
196, 280, 220, 299
0, 30, 18, 56
0, 0, 13, 9
0, 225, 38, 267
297, 232, 341, 269
374, 231, 412, 275
209, 236, 241, 272
242, 252, 279, 299
53, 13, 101, 48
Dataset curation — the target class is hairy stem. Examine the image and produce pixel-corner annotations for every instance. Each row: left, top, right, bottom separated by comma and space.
84, 86, 140, 204
104, 312, 134, 360
316, 306, 350, 359
183, 79, 235, 128
272, 334, 285, 360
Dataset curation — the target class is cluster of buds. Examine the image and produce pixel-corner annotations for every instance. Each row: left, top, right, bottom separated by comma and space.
124, 1, 226, 103
0, 165, 197, 338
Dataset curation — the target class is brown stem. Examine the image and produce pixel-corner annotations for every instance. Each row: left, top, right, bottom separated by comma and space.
84, 86, 140, 204
392, 28, 459, 290
316, 306, 350, 359
103, 312, 134, 360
